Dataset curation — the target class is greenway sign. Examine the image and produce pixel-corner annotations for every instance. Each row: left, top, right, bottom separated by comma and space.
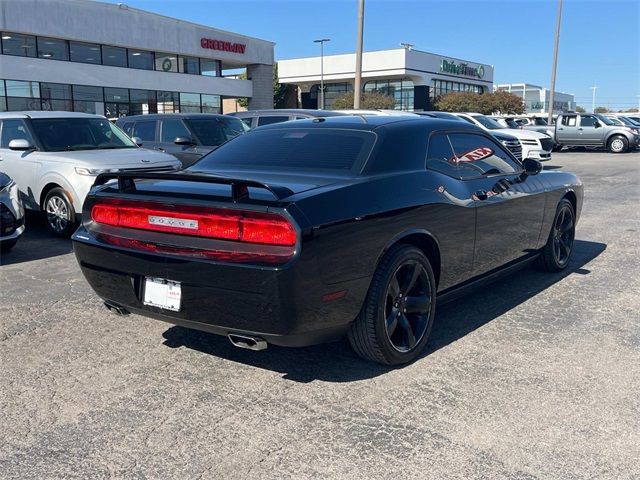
440, 59, 484, 79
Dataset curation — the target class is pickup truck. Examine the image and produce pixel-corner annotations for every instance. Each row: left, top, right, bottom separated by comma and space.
493, 116, 556, 143
555, 113, 640, 153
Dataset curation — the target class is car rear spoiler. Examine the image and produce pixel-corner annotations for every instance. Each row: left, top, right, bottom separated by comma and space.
93, 171, 295, 202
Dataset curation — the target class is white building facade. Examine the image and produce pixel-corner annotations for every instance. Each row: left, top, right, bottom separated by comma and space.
495, 83, 575, 114
278, 48, 494, 111
0, 0, 274, 117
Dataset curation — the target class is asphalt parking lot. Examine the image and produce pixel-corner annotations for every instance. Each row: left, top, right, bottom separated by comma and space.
1, 150, 639, 479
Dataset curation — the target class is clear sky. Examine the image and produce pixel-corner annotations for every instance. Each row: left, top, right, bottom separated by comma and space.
109, 0, 639, 111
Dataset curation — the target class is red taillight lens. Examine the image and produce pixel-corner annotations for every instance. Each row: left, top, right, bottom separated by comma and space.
91, 202, 296, 246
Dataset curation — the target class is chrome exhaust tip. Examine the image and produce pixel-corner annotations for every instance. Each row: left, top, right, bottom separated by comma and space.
104, 302, 130, 316
228, 333, 267, 351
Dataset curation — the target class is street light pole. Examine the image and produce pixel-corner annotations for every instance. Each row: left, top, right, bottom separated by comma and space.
547, 0, 563, 125
354, 0, 365, 109
314, 38, 330, 110
591, 85, 598, 113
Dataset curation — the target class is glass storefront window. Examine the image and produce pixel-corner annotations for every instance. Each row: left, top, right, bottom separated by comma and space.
102, 45, 127, 67
155, 52, 178, 72
200, 59, 220, 77
179, 56, 200, 75
130, 89, 157, 115
180, 92, 201, 112
40, 82, 72, 100
69, 42, 101, 64
157, 91, 180, 113
5, 80, 40, 98
201, 94, 221, 113
2, 33, 37, 57
73, 85, 103, 101
104, 87, 129, 103
37, 37, 68, 61
362, 79, 414, 111
7, 97, 41, 110
127, 49, 154, 70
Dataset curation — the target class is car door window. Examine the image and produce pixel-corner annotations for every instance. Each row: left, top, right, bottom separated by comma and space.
0, 119, 34, 148
562, 116, 577, 127
120, 121, 134, 136
426, 134, 458, 178
132, 121, 157, 141
579, 115, 597, 127
257, 116, 290, 126
239, 117, 253, 128
448, 133, 521, 179
161, 119, 191, 142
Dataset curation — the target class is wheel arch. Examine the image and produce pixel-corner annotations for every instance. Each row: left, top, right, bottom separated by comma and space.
563, 190, 577, 214
378, 229, 442, 288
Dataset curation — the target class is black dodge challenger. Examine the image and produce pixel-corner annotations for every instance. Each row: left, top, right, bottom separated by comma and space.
73, 116, 582, 365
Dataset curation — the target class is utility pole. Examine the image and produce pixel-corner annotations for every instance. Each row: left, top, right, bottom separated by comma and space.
547, 0, 563, 125
591, 85, 598, 113
314, 38, 330, 109
354, 0, 365, 109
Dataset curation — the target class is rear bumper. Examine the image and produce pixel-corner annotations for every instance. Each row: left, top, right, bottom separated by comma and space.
72, 227, 362, 347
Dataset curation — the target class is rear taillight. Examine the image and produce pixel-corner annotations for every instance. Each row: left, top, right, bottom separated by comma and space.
91, 202, 296, 246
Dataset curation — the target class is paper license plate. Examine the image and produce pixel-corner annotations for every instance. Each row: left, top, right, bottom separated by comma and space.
143, 278, 181, 311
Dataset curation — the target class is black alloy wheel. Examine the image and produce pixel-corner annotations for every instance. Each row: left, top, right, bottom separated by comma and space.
43, 188, 77, 238
539, 198, 575, 272
348, 245, 437, 365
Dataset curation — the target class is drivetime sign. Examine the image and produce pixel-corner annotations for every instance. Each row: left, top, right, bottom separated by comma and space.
440, 59, 484, 79
201, 37, 246, 54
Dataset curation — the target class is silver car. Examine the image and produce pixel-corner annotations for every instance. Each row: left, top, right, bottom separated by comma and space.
0, 111, 181, 236
0, 172, 25, 252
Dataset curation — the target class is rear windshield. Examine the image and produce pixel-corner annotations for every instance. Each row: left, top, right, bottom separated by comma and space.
190, 128, 376, 173
186, 117, 249, 146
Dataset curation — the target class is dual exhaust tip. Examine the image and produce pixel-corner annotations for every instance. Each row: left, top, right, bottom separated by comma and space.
104, 302, 267, 351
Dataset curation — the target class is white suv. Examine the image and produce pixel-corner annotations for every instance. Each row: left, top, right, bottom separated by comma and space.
0, 111, 181, 236
453, 112, 553, 161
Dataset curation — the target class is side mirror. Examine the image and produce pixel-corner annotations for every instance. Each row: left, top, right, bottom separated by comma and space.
174, 137, 196, 146
131, 136, 143, 147
523, 158, 542, 176
8, 139, 35, 151
593, 121, 601, 128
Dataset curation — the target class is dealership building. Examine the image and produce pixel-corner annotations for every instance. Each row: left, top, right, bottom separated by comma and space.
278, 48, 494, 111
495, 83, 575, 114
0, 0, 274, 117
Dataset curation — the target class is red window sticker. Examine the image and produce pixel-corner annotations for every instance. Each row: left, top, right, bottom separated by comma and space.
455, 147, 493, 163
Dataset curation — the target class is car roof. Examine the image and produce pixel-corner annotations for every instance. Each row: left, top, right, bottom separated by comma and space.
229, 109, 345, 118
250, 115, 478, 133
0, 111, 105, 119
114, 113, 231, 121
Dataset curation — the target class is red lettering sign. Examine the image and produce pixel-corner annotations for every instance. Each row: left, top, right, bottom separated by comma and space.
201, 37, 246, 54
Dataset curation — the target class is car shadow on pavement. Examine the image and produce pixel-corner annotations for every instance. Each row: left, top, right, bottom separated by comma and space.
161, 239, 606, 383
0, 212, 73, 266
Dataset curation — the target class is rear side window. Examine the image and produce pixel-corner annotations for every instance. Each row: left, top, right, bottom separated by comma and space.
561, 116, 577, 127
192, 128, 376, 173
426, 134, 458, 177
120, 121, 134, 136
257, 116, 290, 126
132, 121, 156, 141
448, 133, 520, 178
0, 119, 34, 148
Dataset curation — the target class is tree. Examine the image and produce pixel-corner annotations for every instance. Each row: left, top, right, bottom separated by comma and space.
594, 106, 609, 113
236, 65, 291, 109
434, 91, 524, 115
331, 91, 396, 110
575, 105, 586, 113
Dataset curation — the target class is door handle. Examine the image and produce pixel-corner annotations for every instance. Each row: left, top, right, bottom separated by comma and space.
558, 127, 564, 130
578, 128, 583, 131
474, 190, 488, 201
154, 147, 165, 152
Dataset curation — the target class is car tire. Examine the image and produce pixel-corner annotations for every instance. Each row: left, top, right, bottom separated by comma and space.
538, 198, 575, 272
608, 135, 628, 153
0, 238, 18, 252
348, 245, 437, 365
43, 187, 77, 238
553, 144, 563, 152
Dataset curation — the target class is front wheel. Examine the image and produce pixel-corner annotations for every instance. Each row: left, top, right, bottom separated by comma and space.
43, 188, 77, 237
348, 245, 437, 365
608, 135, 628, 153
538, 199, 575, 272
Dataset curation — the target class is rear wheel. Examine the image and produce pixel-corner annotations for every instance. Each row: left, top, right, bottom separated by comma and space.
538, 199, 575, 272
608, 135, 628, 153
348, 245, 437, 365
43, 188, 77, 237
